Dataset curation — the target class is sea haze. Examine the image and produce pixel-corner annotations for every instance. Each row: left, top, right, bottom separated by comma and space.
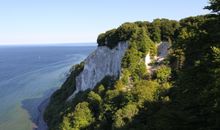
0, 45, 95, 130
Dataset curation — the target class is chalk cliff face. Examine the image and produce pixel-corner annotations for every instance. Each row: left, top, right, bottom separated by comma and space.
145, 53, 151, 69
145, 42, 170, 73
68, 42, 128, 100
157, 42, 170, 62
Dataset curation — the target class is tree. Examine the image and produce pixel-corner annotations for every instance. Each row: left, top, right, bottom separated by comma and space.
154, 65, 171, 84
160, 19, 179, 42
97, 33, 106, 46
205, 0, 220, 13
71, 102, 95, 130
87, 91, 102, 116
60, 116, 72, 130
149, 19, 161, 43
113, 103, 139, 129
95, 84, 105, 96
135, 61, 149, 80
132, 81, 159, 106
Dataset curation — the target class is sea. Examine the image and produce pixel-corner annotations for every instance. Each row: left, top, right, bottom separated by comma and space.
0, 44, 96, 130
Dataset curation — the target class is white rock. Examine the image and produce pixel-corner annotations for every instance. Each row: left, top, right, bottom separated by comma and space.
157, 42, 170, 62
145, 41, 170, 73
68, 42, 128, 100
145, 53, 151, 69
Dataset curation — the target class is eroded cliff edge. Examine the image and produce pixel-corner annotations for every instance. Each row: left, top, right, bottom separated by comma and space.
67, 42, 128, 100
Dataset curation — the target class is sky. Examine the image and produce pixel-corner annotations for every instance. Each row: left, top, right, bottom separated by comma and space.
0, 0, 210, 45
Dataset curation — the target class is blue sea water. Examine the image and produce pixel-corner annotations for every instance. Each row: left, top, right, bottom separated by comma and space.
0, 45, 95, 130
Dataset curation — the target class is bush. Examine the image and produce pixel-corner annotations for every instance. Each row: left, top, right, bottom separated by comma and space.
154, 65, 171, 84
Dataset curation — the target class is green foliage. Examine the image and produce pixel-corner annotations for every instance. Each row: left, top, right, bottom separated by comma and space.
164, 14, 220, 130
95, 84, 105, 96
87, 91, 102, 104
147, 19, 180, 43
116, 23, 139, 41
148, 19, 161, 43
97, 33, 106, 46
87, 91, 103, 118
134, 61, 149, 80
160, 19, 180, 42
60, 102, 95, 130
60, 116, 72, 130
46, 2, 220, 129
205, 0, 220, 13
97, 23, 139, 48
120, 69, 131, 85
132, 80, 160, 105
72, 102, 94, 129
113, 103, 139, 128
154, 65, 171, 83
97, 19, 178, 51
44, 62, 85, 130
115, 80, 125, 91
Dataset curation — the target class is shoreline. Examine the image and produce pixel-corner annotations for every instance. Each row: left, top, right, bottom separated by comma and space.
36, 97, 50, 130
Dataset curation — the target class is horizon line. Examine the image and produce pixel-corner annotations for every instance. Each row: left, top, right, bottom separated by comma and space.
0, 42, 97, 46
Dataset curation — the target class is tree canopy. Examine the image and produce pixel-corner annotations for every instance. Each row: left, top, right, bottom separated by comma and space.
205, 0, 220, 13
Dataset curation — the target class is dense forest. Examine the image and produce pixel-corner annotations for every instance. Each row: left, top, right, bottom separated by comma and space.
44, 1, 220, 130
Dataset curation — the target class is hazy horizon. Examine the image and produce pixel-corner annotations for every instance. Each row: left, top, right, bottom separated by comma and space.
0, 42, 97, 46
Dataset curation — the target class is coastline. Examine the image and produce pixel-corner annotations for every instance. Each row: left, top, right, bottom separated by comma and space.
36, 98, 49, 130
0, 46, 95, 130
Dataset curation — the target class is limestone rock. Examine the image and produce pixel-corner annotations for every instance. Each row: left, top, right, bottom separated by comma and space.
68, 42, 128, 100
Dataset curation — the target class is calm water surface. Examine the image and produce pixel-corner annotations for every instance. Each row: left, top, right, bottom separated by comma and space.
0, 45, 95, 130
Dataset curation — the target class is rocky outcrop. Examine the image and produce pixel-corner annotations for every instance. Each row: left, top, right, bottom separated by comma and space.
145, 53, 151, 69
157, 42, 170, 62
68, 42, 128, 100
145, 41, 170, 73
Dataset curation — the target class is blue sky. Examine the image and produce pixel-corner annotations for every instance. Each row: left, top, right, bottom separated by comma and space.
0, 0, 210, 45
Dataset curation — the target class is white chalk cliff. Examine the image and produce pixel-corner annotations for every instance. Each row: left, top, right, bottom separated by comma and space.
68, 42, 128, 100
68, 41, 169, 100
145, 41, 170, 73
157, 42, 170, 62
145, 53, 151, 69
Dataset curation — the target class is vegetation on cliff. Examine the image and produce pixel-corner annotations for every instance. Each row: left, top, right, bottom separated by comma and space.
44, 1, 220, 130
97, 19, 179, 49
44, 62, 84, 128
